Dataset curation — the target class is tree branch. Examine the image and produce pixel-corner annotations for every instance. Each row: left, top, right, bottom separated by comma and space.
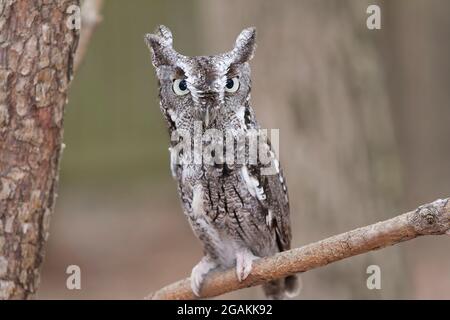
147, 197, 450, 299
74, 0, 105, 71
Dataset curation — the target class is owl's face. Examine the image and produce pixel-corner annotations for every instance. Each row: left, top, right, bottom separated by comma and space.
145, 26, 256, 132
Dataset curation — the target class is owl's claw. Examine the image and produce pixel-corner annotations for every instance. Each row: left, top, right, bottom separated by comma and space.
190, 256, 217, 297
236, 250, 258, 282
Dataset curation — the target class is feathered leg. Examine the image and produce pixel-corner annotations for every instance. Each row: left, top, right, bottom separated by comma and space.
190, 255, 217, 297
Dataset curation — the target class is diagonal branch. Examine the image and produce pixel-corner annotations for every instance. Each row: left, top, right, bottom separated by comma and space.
147, 197, 450, 300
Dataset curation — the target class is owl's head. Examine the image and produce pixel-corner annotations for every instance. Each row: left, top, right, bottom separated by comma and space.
145, 25, 256, 132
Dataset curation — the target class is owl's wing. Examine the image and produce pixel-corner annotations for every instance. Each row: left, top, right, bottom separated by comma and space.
263, 162, 292, 252
246, 138, 292, 252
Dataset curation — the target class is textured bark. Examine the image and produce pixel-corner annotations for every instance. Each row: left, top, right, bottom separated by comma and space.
199, 0, 406, 298
0, 0, 79, 299
149, 197, 450, 300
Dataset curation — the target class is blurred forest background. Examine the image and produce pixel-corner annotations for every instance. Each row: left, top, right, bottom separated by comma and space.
37, 0, 450, 299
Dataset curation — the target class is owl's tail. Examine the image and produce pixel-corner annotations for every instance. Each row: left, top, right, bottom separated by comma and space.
262, 275, 300, 300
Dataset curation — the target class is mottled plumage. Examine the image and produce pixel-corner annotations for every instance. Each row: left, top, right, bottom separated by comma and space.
145, 25, 298, 299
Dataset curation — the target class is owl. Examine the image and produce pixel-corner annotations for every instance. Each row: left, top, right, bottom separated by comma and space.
145, 25, 298, 299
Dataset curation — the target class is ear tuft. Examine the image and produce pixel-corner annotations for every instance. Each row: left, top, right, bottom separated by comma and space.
144, 25, 176, 68
144, 34, 163, 67
233, 27, 257, 64
154, 25, 173, 46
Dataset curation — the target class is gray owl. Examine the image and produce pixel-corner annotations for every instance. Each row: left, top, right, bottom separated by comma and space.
145, 25, 298, 299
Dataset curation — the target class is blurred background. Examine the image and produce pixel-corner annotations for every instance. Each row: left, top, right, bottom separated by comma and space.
38, 0, 450, 299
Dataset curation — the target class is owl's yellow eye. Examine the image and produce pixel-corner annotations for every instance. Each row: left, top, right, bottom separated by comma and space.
225, 77, 240, 93
173, 79, 189, 96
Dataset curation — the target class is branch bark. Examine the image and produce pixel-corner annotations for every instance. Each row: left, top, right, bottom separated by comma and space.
148, 197, 450, 300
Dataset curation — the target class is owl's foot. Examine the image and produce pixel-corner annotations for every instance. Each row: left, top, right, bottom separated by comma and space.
235, 249, 258, 282
190, 256, 217, 297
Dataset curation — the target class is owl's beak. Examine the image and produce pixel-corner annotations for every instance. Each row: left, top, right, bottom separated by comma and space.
198, 92, 220, 127
201, 107, 217, 127
204, 108, 211, 127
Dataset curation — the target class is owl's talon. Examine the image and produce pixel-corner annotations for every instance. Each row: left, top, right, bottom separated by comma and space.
190, 256, 217, 297
236, 250, 257, 282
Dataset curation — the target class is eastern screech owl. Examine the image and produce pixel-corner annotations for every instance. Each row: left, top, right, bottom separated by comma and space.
145, 25, 298, 299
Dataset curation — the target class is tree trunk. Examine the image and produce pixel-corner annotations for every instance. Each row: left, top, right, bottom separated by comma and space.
0, 0, 79, 299
199, 0, 407, 298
